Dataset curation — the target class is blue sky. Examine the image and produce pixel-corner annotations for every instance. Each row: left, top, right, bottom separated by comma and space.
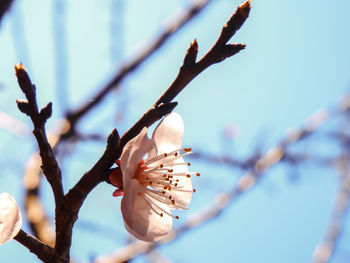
0, 0, 350, 262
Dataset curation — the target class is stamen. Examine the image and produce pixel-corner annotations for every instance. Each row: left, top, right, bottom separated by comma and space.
144, 189, 175, 206
143, 195, 178, 219
184, 148, 192, 152
143, 148, 187, 165
142, 194, 164, 217
171, 188, 195, 193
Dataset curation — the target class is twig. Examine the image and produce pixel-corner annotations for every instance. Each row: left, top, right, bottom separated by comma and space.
312, 124, 350, 263
15, 64, 64, 207
14, 229, 57, 263
23, 153, 55, 246
154, 0, 250, 106
0, 110, 31, 137
312, 165, 350, 263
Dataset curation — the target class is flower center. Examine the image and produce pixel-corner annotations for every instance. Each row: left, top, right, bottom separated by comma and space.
134, 147, 200, 219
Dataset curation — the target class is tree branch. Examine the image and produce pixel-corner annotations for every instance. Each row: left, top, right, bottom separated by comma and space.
155, 0, 251, 106
15, 64, 64, 208
14, 229, 57, 263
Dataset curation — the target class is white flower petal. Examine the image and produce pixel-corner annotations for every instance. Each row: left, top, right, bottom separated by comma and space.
0, 193, 22, 245
152, 112, 184, 154
121, 127, 153, 179
121, 180, 172, 242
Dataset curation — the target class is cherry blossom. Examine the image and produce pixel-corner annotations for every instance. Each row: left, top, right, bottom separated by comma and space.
110, 112, 199, 241
0, 193, 22, 244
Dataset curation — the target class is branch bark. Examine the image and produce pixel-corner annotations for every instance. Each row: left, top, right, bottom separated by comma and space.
15, 64, 64, 208
14, 229, 57, 263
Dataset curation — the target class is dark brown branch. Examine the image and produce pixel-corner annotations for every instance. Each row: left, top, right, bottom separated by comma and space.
15, 64, 64, 206
54, 129, 118, 260
14, 229, 57, 263
155, 0, 251, 106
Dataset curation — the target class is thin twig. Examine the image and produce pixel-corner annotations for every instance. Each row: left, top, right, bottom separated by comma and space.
14, 229, 57, 263
15, 64, 64, 208
312, 162, 350, 263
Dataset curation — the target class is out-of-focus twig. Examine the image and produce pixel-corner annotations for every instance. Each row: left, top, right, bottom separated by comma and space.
312, 159, 350, 263
0, 110, 31, 137
312, 120, 350, 263
15, 64, 64, 207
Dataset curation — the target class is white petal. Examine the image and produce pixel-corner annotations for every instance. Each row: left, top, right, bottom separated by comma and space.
169, 157, 192, 209
121, 180, 173, 242
120, 127, 153, 179
152, 112, 184, 154
0, 193, 22, 244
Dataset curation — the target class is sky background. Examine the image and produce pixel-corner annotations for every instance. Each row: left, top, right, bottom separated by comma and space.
0, 0, 350, 262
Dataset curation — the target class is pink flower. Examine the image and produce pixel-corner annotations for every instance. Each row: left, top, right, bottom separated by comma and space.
113, 112, 198, 241
0, 193, 22, 244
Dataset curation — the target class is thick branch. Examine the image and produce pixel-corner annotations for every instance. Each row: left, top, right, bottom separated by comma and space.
14, 229, 57, 263
54, 129, 119, 259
